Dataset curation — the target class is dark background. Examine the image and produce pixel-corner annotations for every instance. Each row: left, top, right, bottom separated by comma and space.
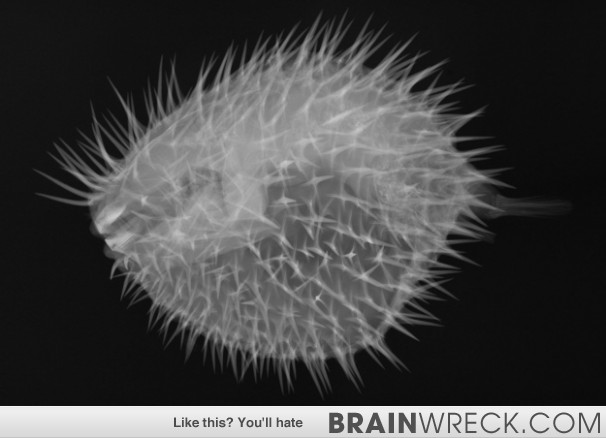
2, 1, 604, 405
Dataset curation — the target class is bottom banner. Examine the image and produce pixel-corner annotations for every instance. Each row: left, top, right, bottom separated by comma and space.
0, 406, 603, 437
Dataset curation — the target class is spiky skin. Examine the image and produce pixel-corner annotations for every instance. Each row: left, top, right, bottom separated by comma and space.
40, 18, 506, 393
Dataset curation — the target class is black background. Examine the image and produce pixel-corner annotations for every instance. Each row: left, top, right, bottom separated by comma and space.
2, 1, 605, 405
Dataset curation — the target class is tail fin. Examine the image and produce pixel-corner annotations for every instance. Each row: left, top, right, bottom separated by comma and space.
472, 183, 572, 220
487, 193, 572, 220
